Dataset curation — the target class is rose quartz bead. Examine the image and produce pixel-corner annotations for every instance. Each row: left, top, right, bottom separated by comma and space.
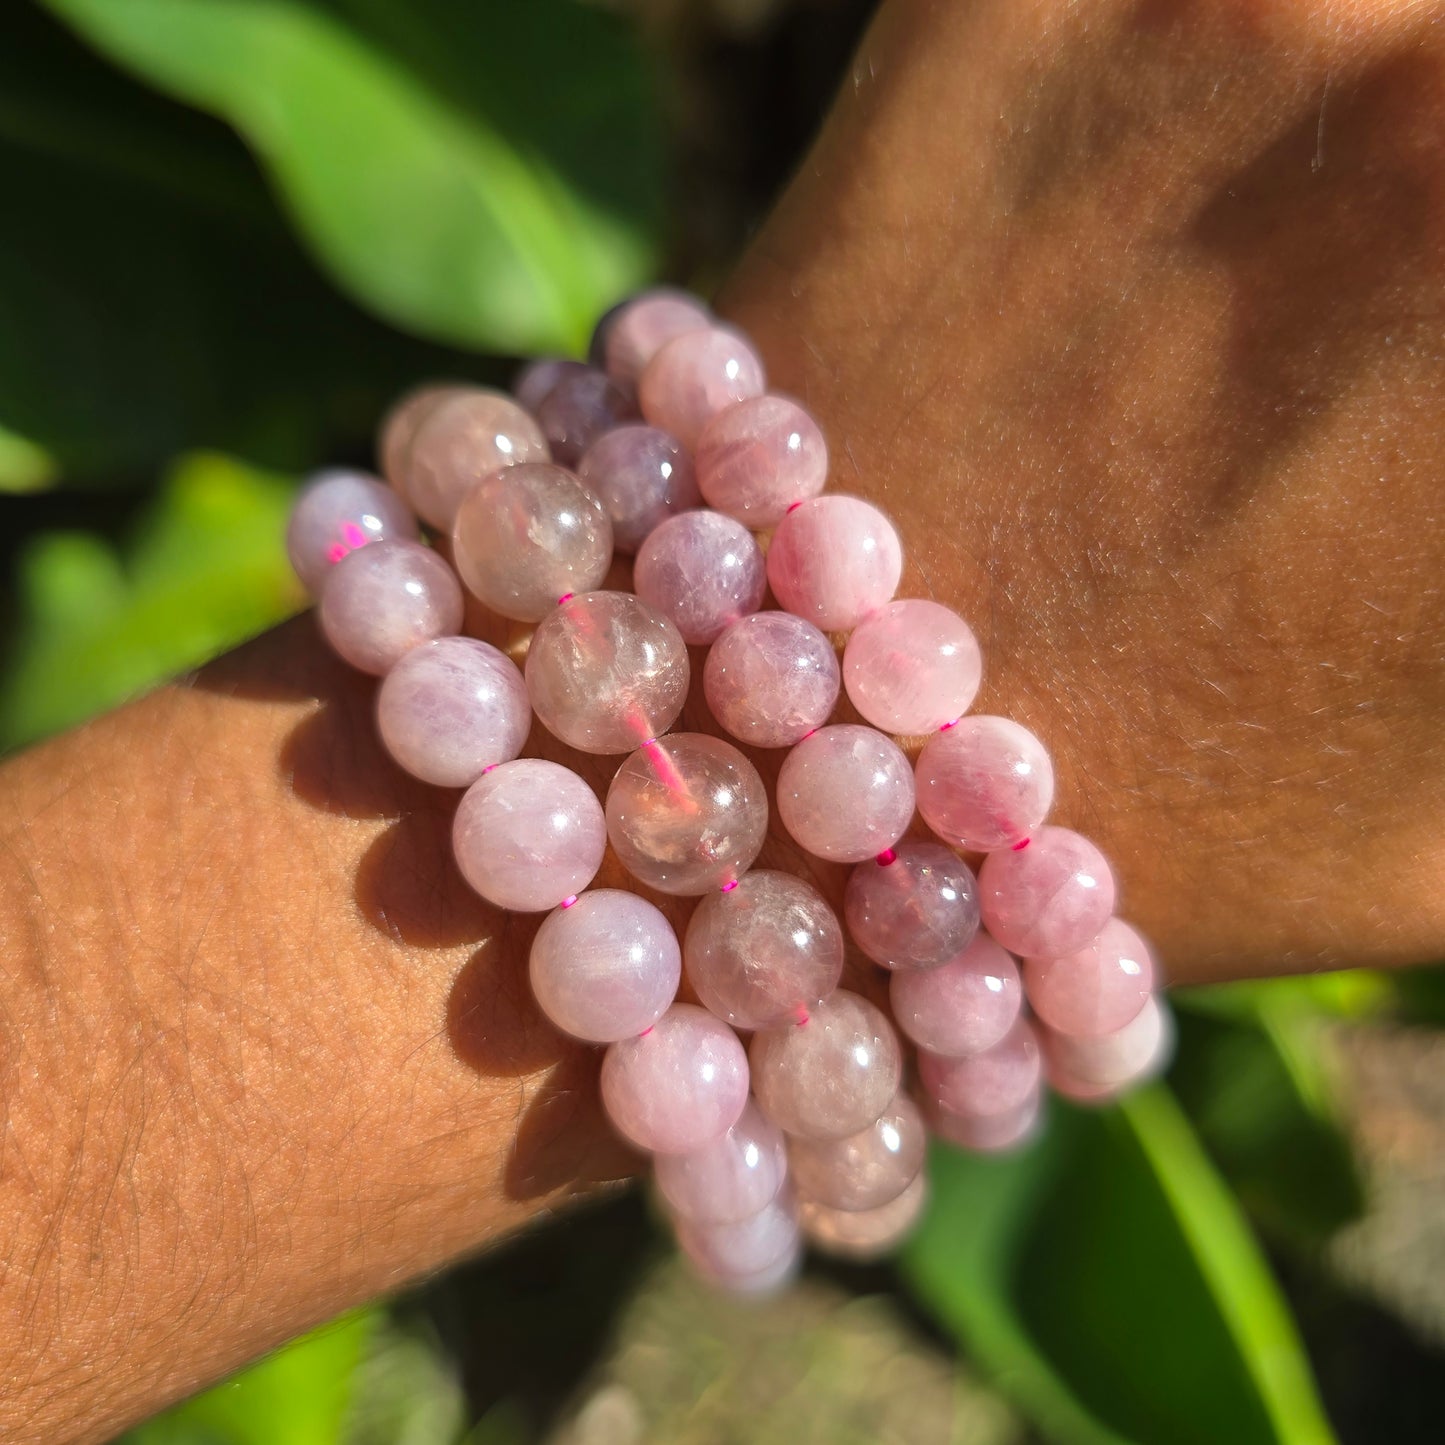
843, 842, 980, 972
601, 1003, 750, 1155
767, 495, 902, 632
700, 1238, 803, 1296
677, 1190, 800, 1283
605, 734, 768, 895
452, 462, 612, 622
596, 289, 712, 396
1042, 995, 1172, 1091
932, 1094, 1042, 1152
889, 933, 1021, 1058
577, 425, 700, 553
843, 600, 983, 735
318, 540, 462, 675
525, 592, 689, 754
638, 325, 766, 449
800, 1172, 928, 1261
703, 615, 838, 751
402, 388, 550, 529
528, 890, 681, 1044
694, 394, 828, 527
654, 1099, 788, 1224
978, 826, 1117, 958
452, 758, 605, 912
750, 991, 901, 1141
776, 725, 915, 863
1024, 917, 1154, 1038
535, 365, 634, 467
915, 716, 1055, 852
286, 468, 418, 595
919, 1019, 1042, 1120
513, 357, 586, 415
633, 511, 766, 645
684, 870, 844, 1031
376, 636, 530, 787
789, 1093, 926, 1212
377, 383, 471, 495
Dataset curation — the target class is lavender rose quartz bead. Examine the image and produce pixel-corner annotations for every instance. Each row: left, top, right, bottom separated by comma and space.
577, 425, 700, 554
597, 289, 712, 396
694, 394, 828, 527
767, 495, 903, 632
676, 1190, 801, 1287
1024, 917, 1155, 1037
931, 1095, 1042, 1152
788, 1094, 926, 1212
535, 365, 635, 467
844, 842, 980, 972
703, 612, 840, 749
978, 826, 1117, 958
916, 715, 1055, 852
513, 357, 587, 415
889, 933, 1022, 1058
1042, 995, 1173, 1093
654, 1099, 789, 1225
376, 383, 471, 496
638, 325, 766, 449
286, 468, 418, 595
634, 511, 767, 645
919, 1019, 1042, 1121
843, 599, 983, 735
800, 1172, 928, 1260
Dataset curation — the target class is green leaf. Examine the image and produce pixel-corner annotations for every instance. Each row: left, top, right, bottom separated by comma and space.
0, 422, 58, 493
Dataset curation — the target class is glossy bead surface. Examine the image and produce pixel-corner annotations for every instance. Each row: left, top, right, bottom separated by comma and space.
978, 826, 1117, 957
1024, 917, 1154, 1037
889, 933, 1022, 1058
633, 511, 766, 645
918, 1019, 1041, 1120
286, 468, 418, 595
377, 383, 471, 495
703, 612, 839, 749
535, 365, 634, 467
597, 289, 712, 396
654, 1099, 788, 1225
843, 600, 982, 735
776, 725, 915, 863
512, 357, 586, 415
788, 1093, 926, 1212
577, 424, 700, 553
638, 325, 766, 448
843, 842, 980, 972
915, 716, 1054, 852
1041, 995, 1171, 1090
677, 1190, 800, 1282
694, 394, 827, 527
800, 1172, 927, 1261
767, 495, 902, 631
931, 1094, 1042, 1152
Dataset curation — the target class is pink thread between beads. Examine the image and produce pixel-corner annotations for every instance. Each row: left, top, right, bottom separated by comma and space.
876, 848, 898, 866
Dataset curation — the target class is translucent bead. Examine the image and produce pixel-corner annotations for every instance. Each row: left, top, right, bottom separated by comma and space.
525, 592, 689, 754
633, 511, 766, 645
654, 1099, 788, 1225
452, 462, 612, 622
677, 1189, 800, 1284
638, 325, 766, 448
889, 933, 1022, 1058
915, 715, 1054, 852
843, 600, 982, 735
918, 1019, 1041, 1120
600, 1003, 750, 1155
788, 1093, 926, 1212
577, 424, 700, 554
376, 383, 471, 495
843, 841, 980, 971
800, 1172, 928, 1261
452, 758, 606, 912
535, 365, 634, 467
596, 289, 712, 396
1024, 917, 1154, 1037
978, 826, 1116, 957
931, 1095, 1042, 1152
605, 734, 768, 895
776, 724, 915, 863
694, 394, 827, 527
513, 357, 586, 415
528, 889, 680, 1044
699, 1238, 803, 1296
286, 468, 418, 595
376, 636, 530, 788
318, 540, 462, 675
750, 991, 901, 1141
1041, 994, 1172, 1091
402, 388, 550, 529
702, 612, 838, 750
684, 870, 844, 1031
766, 495, 902, 632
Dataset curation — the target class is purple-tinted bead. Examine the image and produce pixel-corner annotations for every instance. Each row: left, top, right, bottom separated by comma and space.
1024, 917, 1155, 1038
597, 289, 712, 396
703, 612, 840, 749
654, 1099, 789, 1224
844, 842, 980, 972
1041, 995, 1172, 1092
633, 511, 766, 645
800, 1172, 928, 1260
694, 394, 827, 527
767, 495, 903, 633
788, 1093, 926, 1212
978, 826, 1117, 958
513, 357, 587, 415
915, 715, 1055, 852
931, 1095, 1042, 1153
843, 599, 983, 735
376, 383, 472, 496
287, 468, 419, 596
576, 424, 700, 554
919, 1019, 1041, 1120
677, 1189, 800, 1284
535, 365, 635, 467
638, 325, 767, 449
889, 933, 1022, 1058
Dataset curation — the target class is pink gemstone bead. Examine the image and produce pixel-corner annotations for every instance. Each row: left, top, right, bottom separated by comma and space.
767, 495, 902, 632
1024, 917, 1154, 1038
535, 365, 634, 467
577, 424, 700, 553
677, 1189, 800, 1283
776, 724, 915, 863
931, 1094, 1042, 1152
638, 325, 767, 449
633, 511, 767, 645
915, 715, 1055, 852
286, 468, 418, 595
750, 991, 902, 1141
788, 1093, 926, 1212
513, 357, 587, 415
528, 889, 681, 1044
699, 1238, 803, 1296
978, 826, 1117, 957
703, 612, 839, 749
376, 636, 530, 788
318, 540, 462, 675
684, 870, 844, 1031
605, 734, 768, 895
919, 1019, 1042, 1120
1042, 995, 1172, 1091
694, 394, 828, 527
452, 758, 605, 912
843, 600, 983, 735
402, 388, 550, 529
600, 1003, 750, 1155
376, 383, 471, 495
889, 933, 1022, 1058
843, 841, 980, 972
525, 592, 689, 754
800, 1172, 928, 1261
596, 289, 712, 396
654, 1099, 789, 1225
452, 462, 612, 622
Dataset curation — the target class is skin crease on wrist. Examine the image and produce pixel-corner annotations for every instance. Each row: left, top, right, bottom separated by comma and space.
1, 0, 1443, 1440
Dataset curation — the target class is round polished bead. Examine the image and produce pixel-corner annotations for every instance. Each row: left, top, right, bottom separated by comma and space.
843, 600, 983, 735
701, 1238, 803, 1296
767, 495, 902, 632
1041, 994, 1171, 1091
513, 357, 587, 415
318, 540, 462, 675
605, 734, 768, 895
1024, 917, 1154, 1038
577, 424, 700, 554
596, 289, 712, 396
776, 725, 915, 863
638, 325, 766, 448
600, 1003, 750, 1155
677, 1191, 801, 1285
528, 890, 681, 1044
452, 759, 605, 912
633, 511, 766, 645
654, 1099, 788, 1225
684, 870, 844, 1031
377, 383, 471, 495
788, 1093, 926, 1212
800, 1172, 928, 1261
918, 1019, 1041, 1120
931, 1094, 1042, 1152
694, 394, 828, 527
452, 462, 612, 622
889, 933, 1022, 1058
704, 612, 840, 749
535, 365, 634, 467
750, 991, 902, 1141
843, 842, 980, 972
525, 592, 689, 754
978, 826, 1117, 957
915, 716, 1055, 852
286, 468, 418, 595
376, 636, 530, 787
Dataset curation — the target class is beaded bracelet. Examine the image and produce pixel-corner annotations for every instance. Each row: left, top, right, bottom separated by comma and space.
285, 288, 1170, 1295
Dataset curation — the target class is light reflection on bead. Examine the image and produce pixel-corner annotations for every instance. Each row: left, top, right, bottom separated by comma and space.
767, 495, 902, 631
889, 933, 1022, 1058
789, 1093, 926, 1211
1024, 916, 1154, 1037
978, 825, 1116, 957
915, 715, 1054, 852
703, 612, 840, 749
843, 599, 982, 735
287, 468, 418, 595
654, 1099, 789, 1224
843, 841, 980, 972
634, 510, 766, 645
